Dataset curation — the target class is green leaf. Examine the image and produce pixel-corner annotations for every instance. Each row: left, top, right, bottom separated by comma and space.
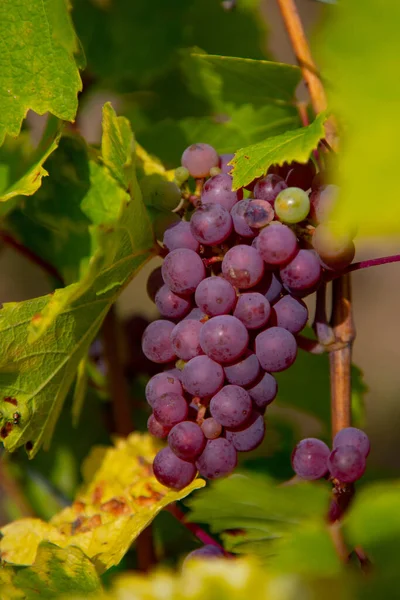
231, 113, 327, 190
0, 0, 82, 146
318, 0, 400, 235
101, 103, 134, 188
0, 105, 154, 456
0, 433, 204, 574
190, 54, 301, 109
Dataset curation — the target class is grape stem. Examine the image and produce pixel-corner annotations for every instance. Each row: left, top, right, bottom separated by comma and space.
334, 253, 400, 277
313, 282, 335, 346
166, 503, 226, 552
203, 256, 223, 267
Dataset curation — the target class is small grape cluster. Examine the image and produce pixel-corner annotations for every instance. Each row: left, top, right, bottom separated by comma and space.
291, 427, 370, 483
141, 142, 356, 490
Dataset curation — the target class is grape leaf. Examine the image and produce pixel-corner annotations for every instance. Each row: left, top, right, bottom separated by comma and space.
0, 433, 205, 574
319, 0, 400, 235
231, 112, 327, 190
0, 542, 101, 599
0, 0, 82, 146
0, 104, 155, 456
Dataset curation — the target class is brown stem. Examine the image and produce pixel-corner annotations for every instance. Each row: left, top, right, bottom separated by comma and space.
0, 460, 35, 525
329, 275, 355, 437
166, 504, 226, 552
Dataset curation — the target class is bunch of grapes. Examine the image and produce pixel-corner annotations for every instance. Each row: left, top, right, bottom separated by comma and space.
291, 427, 370, 483
141, 142, 357, 490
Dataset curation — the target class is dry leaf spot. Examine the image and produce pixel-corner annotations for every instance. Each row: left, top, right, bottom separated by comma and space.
12, 412, 20, 425
3, 397, 17, 406
100, 498, 130, 516
0, 422, 13, 438
25, 441, 33, 451
31, 313, 42, 324
72, 514, 102, 534
72, 501, 86, 514
92, 484, 104, 505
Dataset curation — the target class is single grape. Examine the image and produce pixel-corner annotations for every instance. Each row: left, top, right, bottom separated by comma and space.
155, 284, 192, 319
222, 245, 264, 289
146, 266, 164, 303
184, 545, 224, 566
181, 143, 219, 178
174, 166, 190, 186
141, 177, 182, 211
210, 385, 252, 429
163, 220, 200, 253
201, 417, 222, 440
310, 185, 339, 224
199, 315, 249, 364
270, 295, 308, 334
195, 438, 237, 479
253, 174, 288, 206
328, 445, 366, 483
291, 438, 330, 480
170, 319, 203, 361
190, 204, 233, 246
195, 277, 237, 316
255, 326, 297, 372
230, 200, 257, 238
153, 393, 189, 428
219, 153, 235, 175
233, 292, 271, 330
147, 414, 171, 439
285, 160, 316, 190
333, 427, 370, 458
274, 187, 310, 224
165, 367, 183, 382
253, 271, 284, 304
153, 446, 196, 490
312, 223, 355, 270
224, 351, 260, 387
248, 372, 278, 409
201, 174, 240, 211
184, 307, 208, 321
182, 355, 224, 398
280, 249, 322, 295
168, 421, 206, 461
162, 248, 206, 295
257, 222, 298, 266
244, 199, 274, 229
145, 371, 183, 407
141, 320, 176, 364
226, 411, 265, 452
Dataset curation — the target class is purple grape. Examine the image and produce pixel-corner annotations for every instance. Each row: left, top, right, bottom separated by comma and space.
170, 319, 203, 361
195, 438, 237, 479
333, 427, 370, 458
155, 284, 192, 319
190, 204, 233, 246
165, 367, 183, 382
199, 315, 249, 364
153, 446, 196, 490
264, 273, 284, 304
145, 371, 183, 407
231, 200, 257, 238
195, 277, 237, 316
201, 174, 240, 211
255, 327, 297, 372
163, 221, 200, 253
168, 421, 206, 461
153, 393, 189, 427
184, 307, 207, 321
244, 200, 274, 229
292, 438, 330, 480
224, 351, 260, 387
184, 545, 224, 564
233, 292, 271, 330
328, 445, 366, 483
285, 160, 316, 191
270, 295, 308, 334
280, 249, 322, 295
253, 174, 288, 206
226, 411, 265, 452
147, 414, 171, 439
312, 224, 355, 271
201, 417, 222, 440
222, 245, 264, 289
181, 143, 219, 178
142, 320, 176, 364
147, 266, 164, 303
257, 222, 298, 266
182, 355, 224, 398
210, 385, 252, 429
310, 185, 339, 224
248, 372, 278, 409
219, 153, 235, 175
162, 248, 206, 294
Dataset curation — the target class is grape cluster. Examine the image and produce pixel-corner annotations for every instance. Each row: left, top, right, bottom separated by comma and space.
141, 142, 357, 490
291, 427, 370, 483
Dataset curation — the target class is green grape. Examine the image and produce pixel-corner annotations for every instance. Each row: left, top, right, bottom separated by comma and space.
209, 166, 222, 177
274, 187, 310, 224
174, 166, 190, 186
141, 175, 182, 211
